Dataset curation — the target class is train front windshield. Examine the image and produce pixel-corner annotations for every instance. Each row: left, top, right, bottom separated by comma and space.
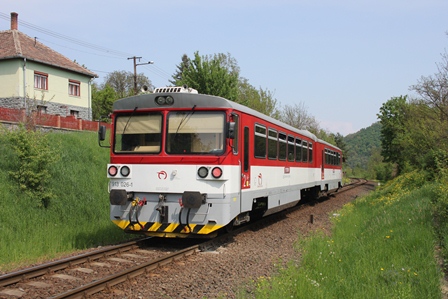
113, 111, 226, 155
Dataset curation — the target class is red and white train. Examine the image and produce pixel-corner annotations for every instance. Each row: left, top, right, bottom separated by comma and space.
99, 86, 343, 238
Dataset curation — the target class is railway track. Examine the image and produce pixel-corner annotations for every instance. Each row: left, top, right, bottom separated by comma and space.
0, 179, 369, 299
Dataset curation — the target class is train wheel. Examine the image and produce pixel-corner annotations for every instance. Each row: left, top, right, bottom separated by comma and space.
224, 220, 234, 233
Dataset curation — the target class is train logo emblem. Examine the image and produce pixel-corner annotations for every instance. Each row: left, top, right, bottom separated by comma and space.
157, 171, 168, 180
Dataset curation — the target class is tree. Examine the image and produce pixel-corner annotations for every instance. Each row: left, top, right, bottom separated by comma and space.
171, 52, 281, 117
377, 95, 408, 173
279, 102, 319, 131
103, 70, 151, 98
333, 132, 348, 161
92, 83, 117, 120
237, 78, 279, 117
409, 51, 448, 165
170, 54, 190, 85
410, 51, 448, 122
173, 52, 240, 101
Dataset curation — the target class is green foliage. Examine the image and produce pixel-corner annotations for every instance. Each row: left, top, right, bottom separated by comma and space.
377, 95, 448, 176
103, 70, 151, 98
239, 80, 279, 117
92, 83, 117, 120
174, 51, 240, 101
410, 51, 448, 123
172, 52, 281, 118
376, 52, 448, 177
247, 173, 442, 299
377, 96, 408, 170
0, 130, 131, 271
430, 169, 448, 272
344, 122, 385, 179
2, 125, 60, 208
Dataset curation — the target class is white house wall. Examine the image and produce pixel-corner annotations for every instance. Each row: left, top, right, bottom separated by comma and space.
0, 59, 93, 120
0, 60, 22, 98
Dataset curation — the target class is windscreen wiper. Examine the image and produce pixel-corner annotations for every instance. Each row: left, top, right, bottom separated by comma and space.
174, 105, 196, 136
122, 106, 138, 134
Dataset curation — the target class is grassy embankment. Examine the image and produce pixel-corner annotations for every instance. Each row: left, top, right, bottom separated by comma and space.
0, 129, 131, 272
1, 128, 447, 298
245, 171, 447, 298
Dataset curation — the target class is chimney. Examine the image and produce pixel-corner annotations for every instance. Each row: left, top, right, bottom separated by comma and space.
11, 12, 18, 30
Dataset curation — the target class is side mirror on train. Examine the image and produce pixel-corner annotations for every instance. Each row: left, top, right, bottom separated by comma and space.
98, 123, 110, 148
98, 125, 106, 141
227, 122, 235, 139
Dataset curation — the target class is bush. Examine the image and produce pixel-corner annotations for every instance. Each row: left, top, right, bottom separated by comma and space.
2, 124, 59, 208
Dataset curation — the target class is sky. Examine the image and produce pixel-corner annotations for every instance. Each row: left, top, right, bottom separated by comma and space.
1, 0, 447, 136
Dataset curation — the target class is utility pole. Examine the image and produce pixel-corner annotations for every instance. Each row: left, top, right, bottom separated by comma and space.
128, 56, 154, 95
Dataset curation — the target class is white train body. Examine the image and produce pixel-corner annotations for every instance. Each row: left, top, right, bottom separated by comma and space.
102, 88, 342, 238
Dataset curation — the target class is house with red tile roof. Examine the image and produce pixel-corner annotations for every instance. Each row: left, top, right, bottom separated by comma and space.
0, 12, 97, 120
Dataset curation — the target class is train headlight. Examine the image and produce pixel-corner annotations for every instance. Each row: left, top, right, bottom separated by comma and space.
108, 165, 118, 177
120, 166, 131, 177
165, 96, 174, 105
211, 167, 223, 179
197, 166, 209, 178
155, 96, 166, 105
155, 96, 175, 106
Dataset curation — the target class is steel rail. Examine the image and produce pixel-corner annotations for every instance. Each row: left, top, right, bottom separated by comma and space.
49, 245, 200, 299
0, 239, 145, 288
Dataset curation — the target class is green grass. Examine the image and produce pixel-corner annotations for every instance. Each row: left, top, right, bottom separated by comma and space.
247, 171, 443, 299
0, 129, 131, 271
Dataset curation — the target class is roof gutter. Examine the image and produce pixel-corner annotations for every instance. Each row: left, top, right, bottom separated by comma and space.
23, 57, 27, 111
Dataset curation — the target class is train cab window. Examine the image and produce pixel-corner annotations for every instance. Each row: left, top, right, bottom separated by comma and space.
114, 113, 162, 153
268, 129, 278, 160
232, 114, 239, 155
309, 142, 313, 163
254, 124, 266, 158
278, 132, 287, 161
302, 140, 308, 162
295, 138, 302, 162
167, 111, 225, 154
287, 136, 295, 161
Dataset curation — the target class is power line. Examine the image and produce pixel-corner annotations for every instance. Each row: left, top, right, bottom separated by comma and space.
0, 11, 174, 83
0, 12, 132, 57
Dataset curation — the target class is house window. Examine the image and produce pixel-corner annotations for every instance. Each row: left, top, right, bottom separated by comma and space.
37, 105, 47, 114
70, 110, 79, 118
69, 80, 80, 96
34, 71, 48, 90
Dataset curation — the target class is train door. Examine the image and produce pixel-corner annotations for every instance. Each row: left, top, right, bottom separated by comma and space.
242, 126, 250, 190
321, 149, 325, 180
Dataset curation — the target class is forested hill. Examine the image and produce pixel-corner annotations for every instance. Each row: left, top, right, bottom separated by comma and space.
344, 122, 381, 170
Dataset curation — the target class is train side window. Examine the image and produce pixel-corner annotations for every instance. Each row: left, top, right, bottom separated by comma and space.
254, 124, 266, 158
295, 138, 302, 162
309, 142, 313, 163
287, 135, 295, 161
278, 132, 287, 161
268, 129, 278, 160
302, 140, 308, 162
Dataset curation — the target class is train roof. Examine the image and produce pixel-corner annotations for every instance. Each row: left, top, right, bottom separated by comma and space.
112, 91, 341, 151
